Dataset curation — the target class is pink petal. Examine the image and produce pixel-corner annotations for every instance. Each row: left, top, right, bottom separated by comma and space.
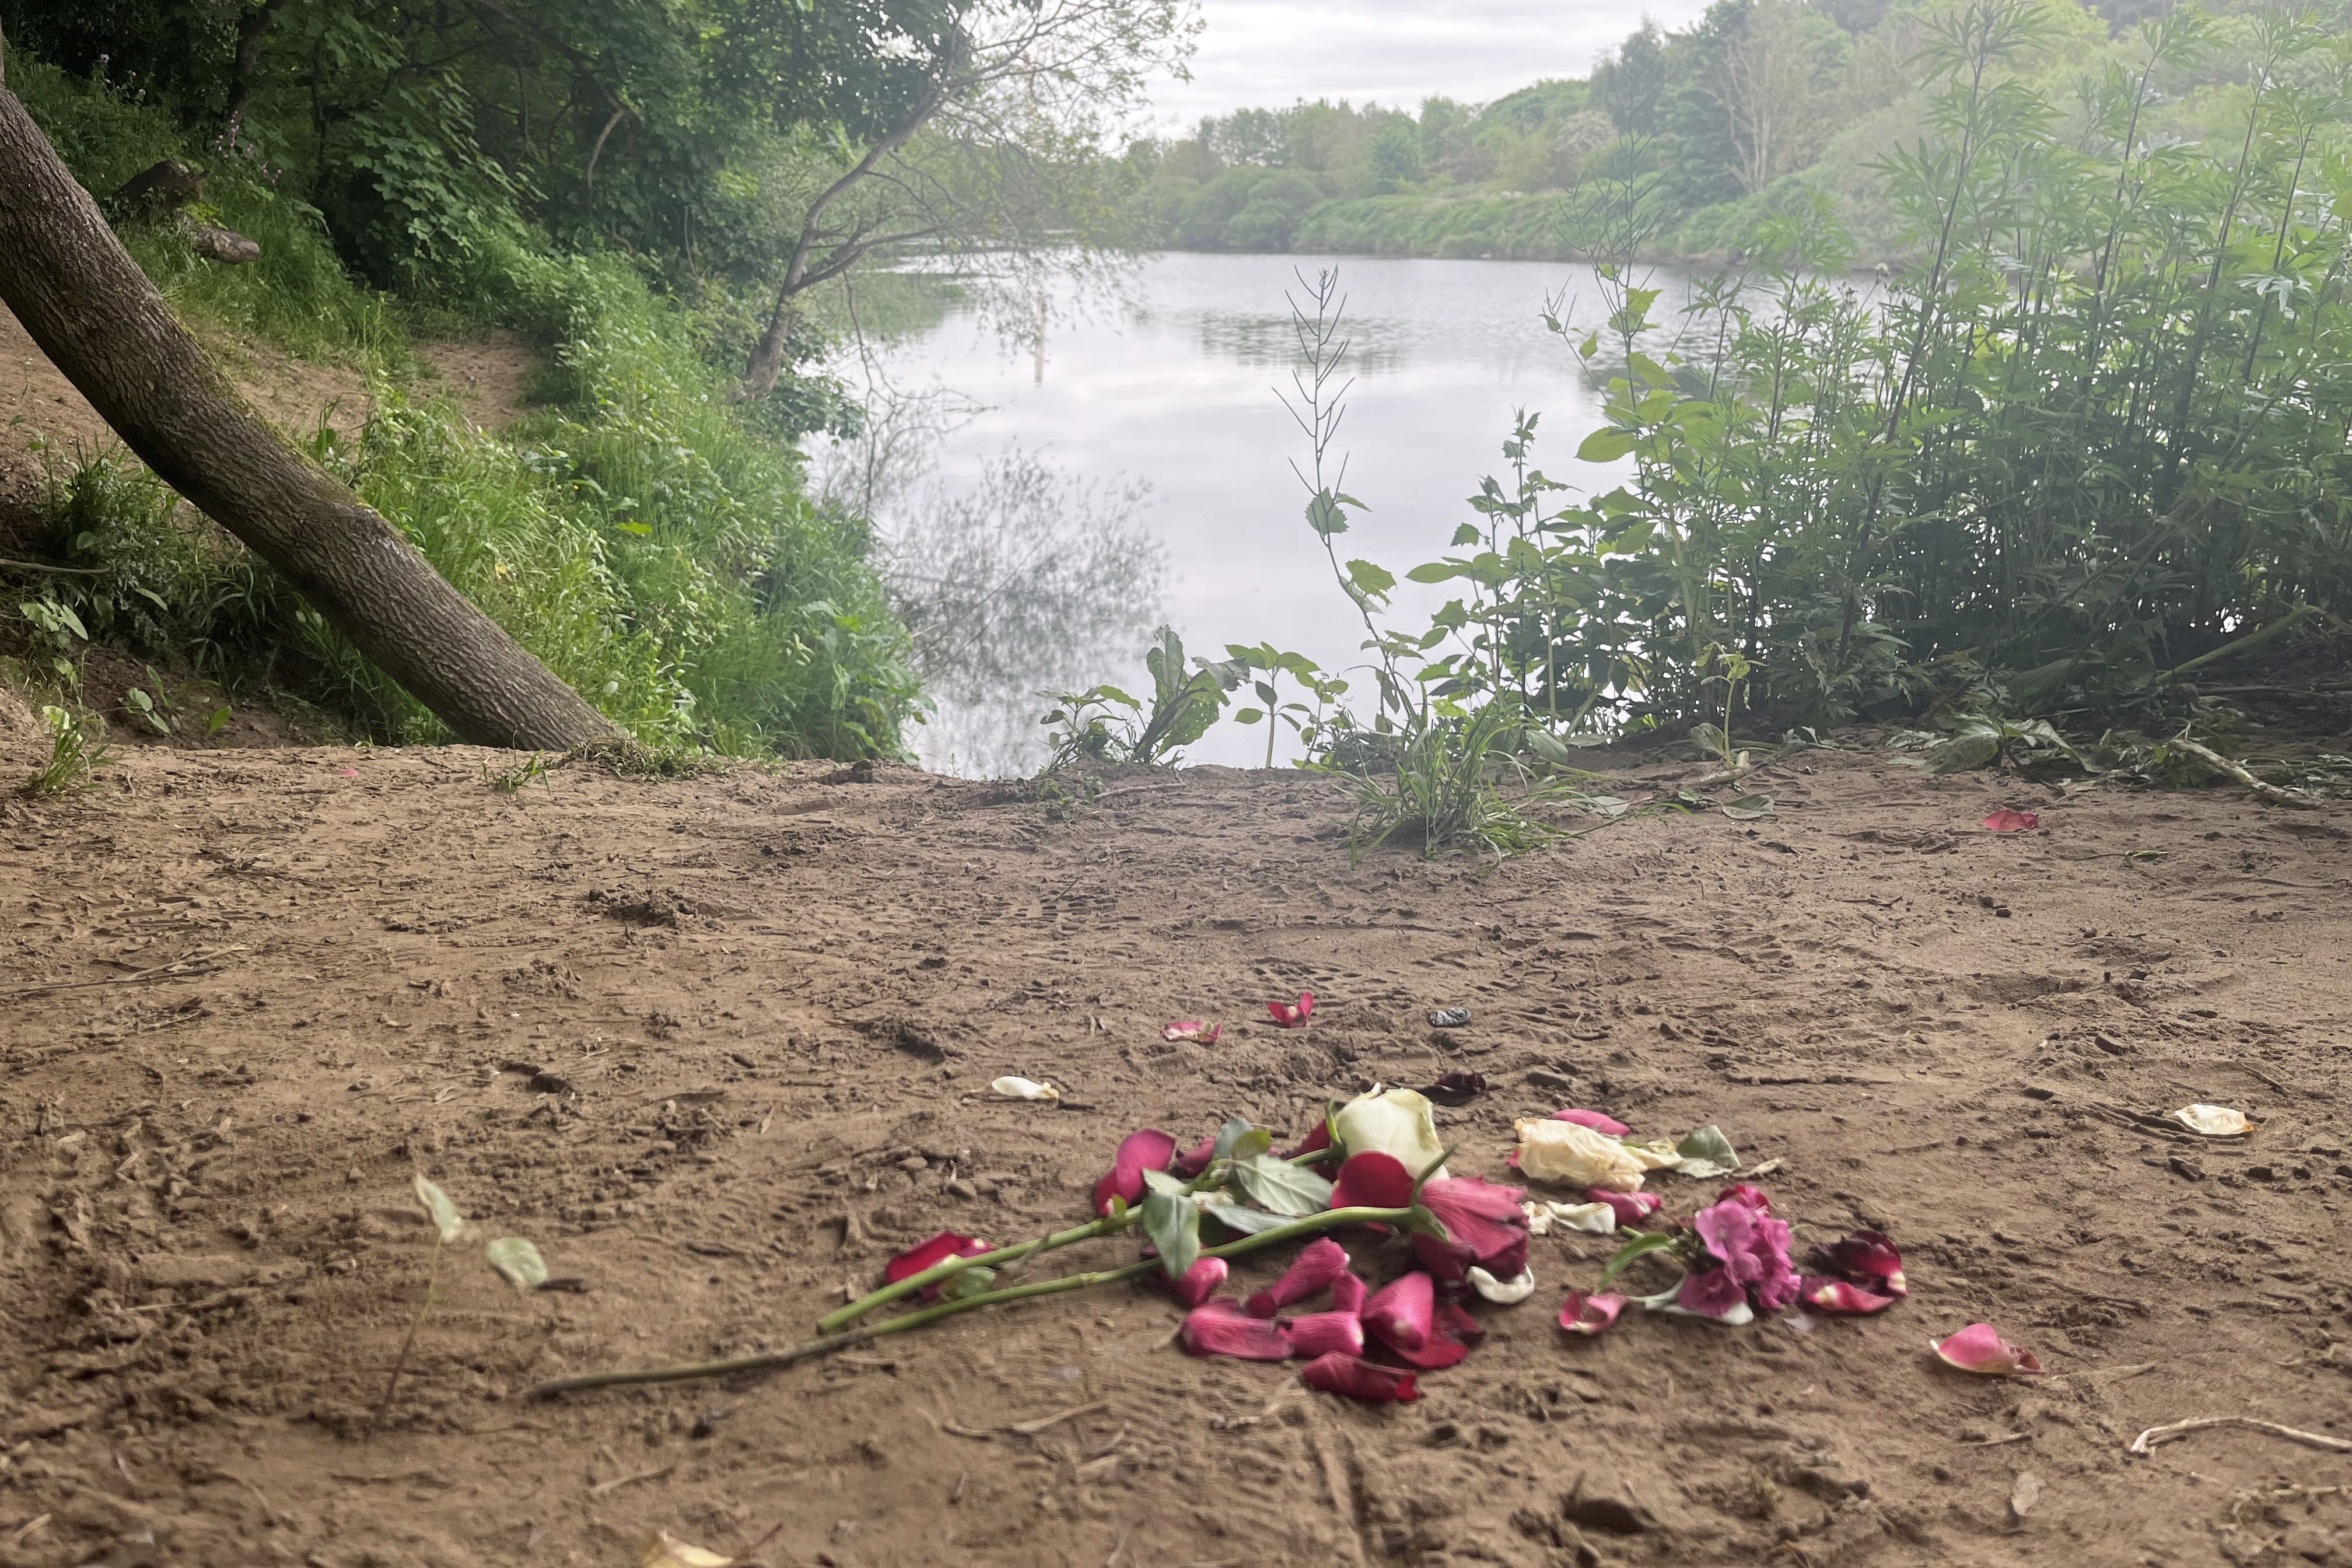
1330, 1270, 1367, 1315
1171, 1256, 1228, 1308
1298, 1353, 1418, 1403
1411, 1230, 1526, 1284
1180, 1301, 1292, 1361
335, 768, 360, 777
1586, 1188, 1663, 1227
1716, 1183, 1773, 1214
884, 1231, 989, 1289
1549, 1108, 1632, 1136
1931, 1322, 2044, 1376
1419, 1176, 1531, 1266
1559, 1291, 1626, 1335
1675, 1265, 1752, 1319
1692, 1197, 1801, 1313
1246, 1237, 1352, 1318
1800, 1275, 1895, 1315
1419, 1071, 1488, 1105
1093, 1128, 1179, 1217
1818, 1230, 1908, 1297
1981, 808, 2040, 832
1161, 1020, 1222, 1044
1362, 1271, 1435, 1353
1329, 1151, 1413, 1212
1283, 1310, 1365, 1359
1169, 1135, 1219, 1180
1267, 991, 1317, 1028
1383, 1300, 1484, 1370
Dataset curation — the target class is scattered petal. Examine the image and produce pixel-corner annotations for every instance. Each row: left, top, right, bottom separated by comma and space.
1514, 1118, 1648, 1192
1170, 1256, 1228, 1308
1670, 1125, 1741, 1179
1586, 1188, 1664, 1228
1522, 1199, 1618, 1237
1169, 1135, 1219, 1180
1817, 1230, 1908, 1297
1299, 1353, 1418, 1403
1362, 1270, 1436, 1353
1283, 1310, 1366, 1359
1419, 1070, 1488, 1105
1468, 1265, 1536, 1305
1093, 1129, 1179, 1217
1931, 1322, 2045, 1376
1246, 1237, 1352, 1318
1658, 1266, 1755, 1325
989, 1076, 1060, 1101
1801, 1275, 1896, 1314
1330, 1270, 1367, 1315
1419, 1177, 1531, 1267
885, 1231, 992, 1301
1412, 1229, 1526, 1284
1161, 1020, 1222, 1044
335, 768, 360, 778
2172, 1104, 2252, 1137
1329, 1150, 1415, 1212
1716, 1183, 1773, 1213
1268, 992, 1316, 1028
1281, 1117, 1334, 1161
642, 1532, 736, 1568
1981, 808, 2040, 832
1549, 1107, 1632, 1136
1558, 1291, 1626, 1335
1334, 1087, 1448, 1179
1180, 1301, 1292, 1361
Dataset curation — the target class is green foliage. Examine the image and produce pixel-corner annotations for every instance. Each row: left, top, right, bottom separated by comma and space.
1344, 705, 1549, 862
1040, 625, 1238, 768
19, 704, 111, 797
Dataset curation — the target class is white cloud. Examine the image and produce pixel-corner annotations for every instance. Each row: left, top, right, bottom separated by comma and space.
1137, 0, 1720, 131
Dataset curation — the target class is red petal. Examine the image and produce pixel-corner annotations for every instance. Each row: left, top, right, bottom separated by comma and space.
884, 1231, 989, 1285
1282, 1118, 1334, 1161
1283, 1310, 1365, 1359
1716, 1183, 1773, 1214
1931, 1322, 2044, 1375
1559, 1291, 1626, 1335
1330, 1270, 1367, 1315
1800, 1275, 1895, 1315
1329, 1151, 1413, 1212
1362, 1270, 1435, 1353
1818, 1230, 1908, 1297
1093, 1128, 1179, 1217
1420, 1175, 1531, 1265
1419, 1071, 1488, 1105
1549, 1108, 1632, 1136
1299, 1353, 1418, 1403
1266, 992, 1317, 1028
1171, 1256, 1228, 1308
1383, 1299, 1483, 1370
1180, 1301, 1292, 1361
1169, 1135, 1219, 1180
1161, 1020, 1222, 1044
1981, 808, 2040, 832
1245, 1237, 1350, 1318
1586, 1188, 1663, 1227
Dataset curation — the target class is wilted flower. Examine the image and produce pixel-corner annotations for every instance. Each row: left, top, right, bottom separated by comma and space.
1800, 1276, 1895, 1315
1299, 1353, 1418, 1403
1412, 1174, 1531, 1283
1247, 1237, 1350, 1319
1662, 1266, 1755, 1325
1362, 1270, 1435, 1353
1558, 1291, 1626, 1335
1692, 1195, 1801, 1312
1093, 1128, 1178, 1217
1931, 1322, 2043, 1376
1334, 1088, 1447, 1179
1180, 1301, 1292, 1362
1283, 1310, 1365, 1359
1549, 1108, 1631, 1136
1162, 1020, 1222, 1044
1514, 1117, 1647, 1191
1328, 1151, 1413, 1212
1586, 1188, 1664, 1228
1268, 992, 1316, 1027
1815, 1230, 1906, 1297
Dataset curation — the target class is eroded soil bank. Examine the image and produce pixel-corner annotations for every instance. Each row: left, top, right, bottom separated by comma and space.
0, 740, 2347, 1567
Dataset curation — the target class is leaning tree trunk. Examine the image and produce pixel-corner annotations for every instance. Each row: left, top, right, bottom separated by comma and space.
0, 44, 618, 751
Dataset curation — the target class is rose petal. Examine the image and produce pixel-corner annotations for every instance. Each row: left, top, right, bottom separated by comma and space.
1282, 1117, 1334, 1161
1268, 992, 1316, 1027
1420, 1176, 1530, 1262
2172, 1104, 2252, 1137
1514, 1118, 1647, 1191
1801, 1275, 1895, 1315
1161, 1020, 1222, 1044
1170, 1256, 1228, 1308
1381, 1300, 1481, 1370
1329, 1151, 1414, 1212
884, 1231, 989, 1284
1412, 1229, 1527, 1284
1283, 1310, 1366, 1360
1549, 1107, 1632, 1136
1817, 1230, 1908, 1297
1660, 1266, 1755, 1324
1330, 1270, 1367, 1315
1298, 1353, 1418, 1403
1716, 1183, 1773, 1213
1522, 1200, 1618, 1237
1362, 1270, 1435, 1353
1169, 1135, 1219, 1180
1180, 1301, 1292, 1361
1981, 808, 2040, 832
1334, 1088, 1447, 1179
1586, 1188, 1664, 1228
1468, 1265, 1535, 1305
1931, 1322, 2044, 1376
988, 1076, 1060, 1101
1246, 1237, 1351, 1318
1692, 1197, 1801, 1312
1093, 1128, 1179, 1217
1419, 1071, 1488, 1105
1558, 1290, 1626, 1335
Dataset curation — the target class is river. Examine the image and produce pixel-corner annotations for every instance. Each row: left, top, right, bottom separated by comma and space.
849, 250, 1706, 775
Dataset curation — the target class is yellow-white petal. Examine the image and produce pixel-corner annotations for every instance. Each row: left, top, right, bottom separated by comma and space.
989, 1076, 1060, 1101
1514, 1118, 1647, 1191
1468, 1265, 1536, 1304
1335, 1087, 1448, 1180
2172, 1104, 2251, 1136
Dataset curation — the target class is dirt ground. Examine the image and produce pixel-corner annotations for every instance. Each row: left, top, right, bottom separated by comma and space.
0, 732, 2347, 1568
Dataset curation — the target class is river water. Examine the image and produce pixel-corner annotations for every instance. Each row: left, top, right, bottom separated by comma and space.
850, 251, 1702, 775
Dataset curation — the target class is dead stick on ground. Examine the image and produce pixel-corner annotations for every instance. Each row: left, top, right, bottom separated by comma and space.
2168, 736, 2317, 808
2129, 1416, 2352, 1457
0, 945, 249, 1001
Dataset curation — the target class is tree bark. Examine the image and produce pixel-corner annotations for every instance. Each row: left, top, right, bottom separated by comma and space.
0, 51, 618, 751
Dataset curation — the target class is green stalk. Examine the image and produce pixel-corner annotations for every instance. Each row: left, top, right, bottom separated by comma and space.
529, 1205, 1415, 1399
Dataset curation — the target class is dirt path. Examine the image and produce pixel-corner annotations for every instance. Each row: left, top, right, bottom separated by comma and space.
0, 739, 2346, 1567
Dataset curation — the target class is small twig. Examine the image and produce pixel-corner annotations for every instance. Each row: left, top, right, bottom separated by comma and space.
369, 1231, 444, 1436
586, 1463, 674, 1497
2168, 735, 2316, 808
0, 556, 107, 575
2129, 1416, 2352, 1457
0, 945, 249, 1001
1007, 1401, 1105, 1436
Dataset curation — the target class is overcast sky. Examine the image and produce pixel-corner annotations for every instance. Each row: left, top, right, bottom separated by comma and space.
1138, 0, 1721, 131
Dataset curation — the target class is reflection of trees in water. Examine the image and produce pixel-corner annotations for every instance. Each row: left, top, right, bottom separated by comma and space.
884, 447, 1166, 778
1186, 310, 1405, 372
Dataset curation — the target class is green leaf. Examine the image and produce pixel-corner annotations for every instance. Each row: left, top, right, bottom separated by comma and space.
1405, 561, 1461, 584
414, 1175, 463, 1243
1210, 1116, 1256, 1165
1305, 489, 1350, 537
1203, 1201, 1290, 1236
1597, 1228, 1682, 1289
1142, 1167, 1191, 1196
1720, 794, 1775, 821
1234, 708, 1265, 724
940, 1265, 998, 1300
1672, 1125, 1740, 1179
1346, 559, 1396, 600
484, 1237, 547, 1290
1575, 428, 1639, 463
1140, 1191, 1200, 1281
1233, 1152, 1334, 1217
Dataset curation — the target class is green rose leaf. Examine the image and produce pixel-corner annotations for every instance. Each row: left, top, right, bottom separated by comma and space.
1140, 1191, 1200, 1281
1203, 1201, 1289, 1236
1672, 1124, 1741, 1178
484, 1236, 547, 1291
414, 1175, 464, 1243
1210, 1116, 1256, 1165
1233, 1152, 1335, 1217
1597, 1228, 1682, 1289
1720, 794, 1776, 821
1142, 1167, 1191, 1197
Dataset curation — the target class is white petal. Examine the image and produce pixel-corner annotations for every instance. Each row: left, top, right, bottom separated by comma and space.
989, 1076, 1060, 1101
1522, 1199, 1616, 1236
2171, 1104, 2251, 1136
1467, 1266, 1536, 1305
1335, 1088, 1448, 1180
1513, 1118, 1646, 1191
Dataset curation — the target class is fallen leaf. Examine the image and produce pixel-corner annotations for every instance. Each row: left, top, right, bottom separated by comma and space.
2171, 1104, 2252, 1137
1670, 1124, 1740, 1179
989, 1076, 1060, 1101
484, 1237, 547, 1291
1981, 808, 2040, 832
1721, 794, 1776, 821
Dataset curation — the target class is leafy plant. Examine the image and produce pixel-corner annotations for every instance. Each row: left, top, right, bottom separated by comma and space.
1224, 642, 1345, 767
373, 1177, 548, 1434
20, 705, 110, 797
1040, 625, 1238, 768
1346, 704, 1549, 862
